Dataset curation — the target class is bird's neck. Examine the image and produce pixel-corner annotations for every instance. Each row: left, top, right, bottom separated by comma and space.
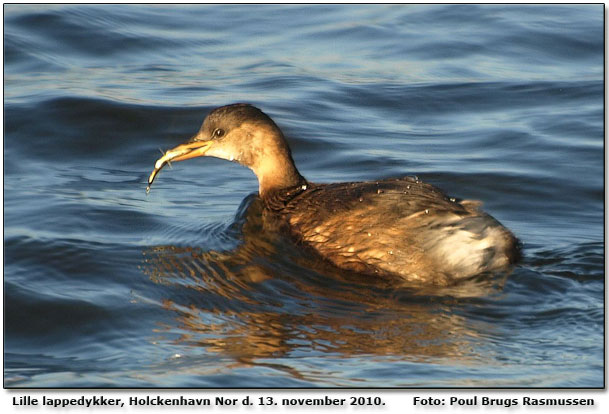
244, 126, 306, 198
255, 153, 305, 198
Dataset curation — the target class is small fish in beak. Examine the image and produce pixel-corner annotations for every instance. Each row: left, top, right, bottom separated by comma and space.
146, 140, 214, 193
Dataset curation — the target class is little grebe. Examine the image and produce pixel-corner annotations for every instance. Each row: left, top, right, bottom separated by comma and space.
147, 104, 520, 285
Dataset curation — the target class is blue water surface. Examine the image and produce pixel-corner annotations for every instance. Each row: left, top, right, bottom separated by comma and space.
3, 4, 604, 387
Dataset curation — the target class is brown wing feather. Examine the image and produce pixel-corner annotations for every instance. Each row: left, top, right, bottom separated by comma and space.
283, 177, 519, 285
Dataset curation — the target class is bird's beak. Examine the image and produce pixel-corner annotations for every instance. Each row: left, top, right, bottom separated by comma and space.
146, 139, 214, 193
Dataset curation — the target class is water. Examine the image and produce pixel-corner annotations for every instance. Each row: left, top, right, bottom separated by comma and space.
3, 4, 604, 387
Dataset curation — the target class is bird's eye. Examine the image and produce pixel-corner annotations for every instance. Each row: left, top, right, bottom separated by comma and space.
213, 128, 225, 138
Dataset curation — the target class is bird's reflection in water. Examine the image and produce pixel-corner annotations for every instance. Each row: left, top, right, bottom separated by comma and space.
142, 194, 509, 378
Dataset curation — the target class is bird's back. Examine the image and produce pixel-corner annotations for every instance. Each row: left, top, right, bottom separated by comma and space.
284, 177, 520, 285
